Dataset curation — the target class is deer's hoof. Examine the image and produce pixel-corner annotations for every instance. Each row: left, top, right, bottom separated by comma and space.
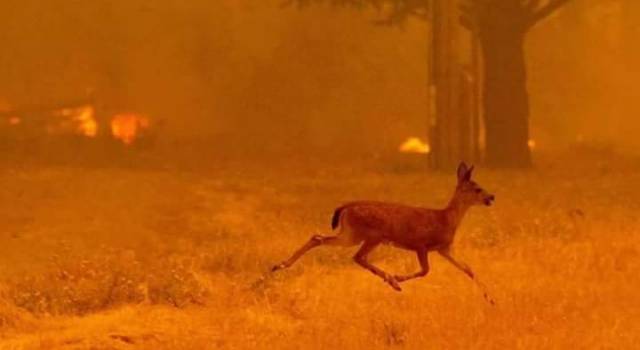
386, 277, 402, 292
484, 293, 496, 306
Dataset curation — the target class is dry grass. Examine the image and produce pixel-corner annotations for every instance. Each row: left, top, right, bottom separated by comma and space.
0, 152, 639, 349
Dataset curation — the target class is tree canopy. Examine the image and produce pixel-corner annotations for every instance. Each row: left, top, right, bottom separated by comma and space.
289, 0, 572, 29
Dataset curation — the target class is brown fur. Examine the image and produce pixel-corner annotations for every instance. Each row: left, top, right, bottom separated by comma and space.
272, 162, 495, 302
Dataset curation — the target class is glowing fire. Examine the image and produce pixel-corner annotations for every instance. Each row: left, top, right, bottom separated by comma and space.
54, 105, 98, 137
111, 113, 150, 145
528, 139, 537, 150
399, 137, 431, 154
75, 105, 98, 137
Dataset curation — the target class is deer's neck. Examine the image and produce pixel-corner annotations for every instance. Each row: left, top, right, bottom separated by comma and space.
444, 191, 472, 231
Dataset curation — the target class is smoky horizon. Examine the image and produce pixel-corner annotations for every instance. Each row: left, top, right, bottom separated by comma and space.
0, 0, 637, 166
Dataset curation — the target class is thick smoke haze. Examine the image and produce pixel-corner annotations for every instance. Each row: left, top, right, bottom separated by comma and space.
0, 0, 637, 156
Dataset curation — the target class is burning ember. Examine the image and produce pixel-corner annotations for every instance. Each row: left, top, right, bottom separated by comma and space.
399, 137, 431, 154
110, 113, 150, 145
54, 105, 98, 137
2, 99, 154, 145
75, 105, 98, 137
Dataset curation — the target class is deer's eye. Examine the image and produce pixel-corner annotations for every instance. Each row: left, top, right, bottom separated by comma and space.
474, 188, 482, 193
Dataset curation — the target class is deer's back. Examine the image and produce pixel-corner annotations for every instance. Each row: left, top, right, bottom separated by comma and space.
337, 201, 451, 250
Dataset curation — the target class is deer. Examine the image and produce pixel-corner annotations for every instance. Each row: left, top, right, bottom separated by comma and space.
272, 162, 496, 303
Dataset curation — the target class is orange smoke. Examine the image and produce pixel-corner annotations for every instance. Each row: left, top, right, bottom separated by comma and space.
8, 116, 21, 126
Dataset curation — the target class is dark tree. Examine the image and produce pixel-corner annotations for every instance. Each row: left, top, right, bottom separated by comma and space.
460, 0, 571, 167
290, 0, 571, 167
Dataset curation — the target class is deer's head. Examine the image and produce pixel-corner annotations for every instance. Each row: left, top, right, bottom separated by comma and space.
455, 162, 495, 207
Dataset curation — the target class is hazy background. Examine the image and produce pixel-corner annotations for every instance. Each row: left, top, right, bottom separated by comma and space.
1, 2, 639, 348
0, 0, 637, 159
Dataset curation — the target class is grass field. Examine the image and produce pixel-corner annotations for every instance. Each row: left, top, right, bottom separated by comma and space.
0, 151, 639, 349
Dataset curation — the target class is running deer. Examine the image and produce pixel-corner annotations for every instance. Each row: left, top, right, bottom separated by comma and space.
272, 162, 495, 302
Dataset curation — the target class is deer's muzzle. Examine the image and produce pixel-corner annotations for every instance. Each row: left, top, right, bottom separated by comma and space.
484, 195, 495, 206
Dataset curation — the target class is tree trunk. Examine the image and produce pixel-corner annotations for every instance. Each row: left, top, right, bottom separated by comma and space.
480, 31, 532, 167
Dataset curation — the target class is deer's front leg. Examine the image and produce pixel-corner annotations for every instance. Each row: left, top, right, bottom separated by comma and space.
353, 241, 402, 291
438, 247, 495, 305
438, 247, 474, 279
394, 249, 429, 282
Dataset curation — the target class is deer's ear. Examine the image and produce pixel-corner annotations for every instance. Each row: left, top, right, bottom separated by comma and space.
457, 162, 469, 182
467, 165, 475, 179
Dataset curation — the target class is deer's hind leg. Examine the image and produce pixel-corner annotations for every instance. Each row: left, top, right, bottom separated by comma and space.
272, 233, 359, 272
394, 248, 429, 283
353, 240, 402, 291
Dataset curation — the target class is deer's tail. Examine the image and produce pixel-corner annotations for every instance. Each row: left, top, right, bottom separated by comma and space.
331, 206, 346, 230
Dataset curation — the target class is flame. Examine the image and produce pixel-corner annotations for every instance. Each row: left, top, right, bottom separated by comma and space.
51, 105, 98, 137
74, 105, 98, 137
399, 137, 431, 154
111, 113, 150, 145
